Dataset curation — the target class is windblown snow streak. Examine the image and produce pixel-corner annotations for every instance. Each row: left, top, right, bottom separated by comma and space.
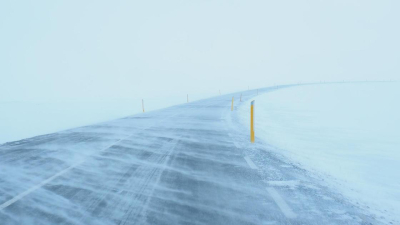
0, 84, 386, 224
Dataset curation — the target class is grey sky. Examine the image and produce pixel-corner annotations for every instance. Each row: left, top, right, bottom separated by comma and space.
1, 0, 399, 102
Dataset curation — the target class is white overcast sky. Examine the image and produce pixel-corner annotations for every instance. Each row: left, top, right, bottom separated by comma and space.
1, 0, 399, 102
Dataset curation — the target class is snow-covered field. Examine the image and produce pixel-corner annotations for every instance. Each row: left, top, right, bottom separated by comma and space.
238, 82, 400, 223
0, 94, 213, 144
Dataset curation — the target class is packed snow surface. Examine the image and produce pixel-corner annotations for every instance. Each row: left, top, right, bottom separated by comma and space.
238, 82, 400, 223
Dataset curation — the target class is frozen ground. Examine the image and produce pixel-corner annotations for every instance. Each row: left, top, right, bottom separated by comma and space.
0, 94, 213, 144
238, 82, 400, 224
0, 84, 389, 224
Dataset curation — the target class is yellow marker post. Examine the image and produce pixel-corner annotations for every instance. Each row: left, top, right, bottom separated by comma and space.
250, 100, 255, 143
231, 97, 234, 111
142, 99, 145, 113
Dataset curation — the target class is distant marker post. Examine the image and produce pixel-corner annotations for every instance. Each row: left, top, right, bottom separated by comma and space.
250, 100, 255, 143
231, 97, 234, 111
142, 99, 145, 113
240, 93, 242, 102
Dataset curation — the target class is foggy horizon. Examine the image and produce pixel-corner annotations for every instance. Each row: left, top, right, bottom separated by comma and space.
1, 0, 399, 102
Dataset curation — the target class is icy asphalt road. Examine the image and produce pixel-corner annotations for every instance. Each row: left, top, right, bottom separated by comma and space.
0, 85, 380, 225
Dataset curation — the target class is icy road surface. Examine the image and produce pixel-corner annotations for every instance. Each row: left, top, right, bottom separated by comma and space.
0, 85, 381, 225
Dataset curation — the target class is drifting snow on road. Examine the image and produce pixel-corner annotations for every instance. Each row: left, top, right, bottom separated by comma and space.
0, 83, 392, 224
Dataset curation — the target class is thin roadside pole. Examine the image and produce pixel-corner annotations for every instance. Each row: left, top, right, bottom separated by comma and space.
142, 99, 145, 113
250, 100, 255, 143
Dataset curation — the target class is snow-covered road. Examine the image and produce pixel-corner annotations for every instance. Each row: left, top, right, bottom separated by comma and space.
0, 86, 381, 224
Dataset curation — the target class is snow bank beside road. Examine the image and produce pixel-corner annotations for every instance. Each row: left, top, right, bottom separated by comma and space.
238, 82, 400, 224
